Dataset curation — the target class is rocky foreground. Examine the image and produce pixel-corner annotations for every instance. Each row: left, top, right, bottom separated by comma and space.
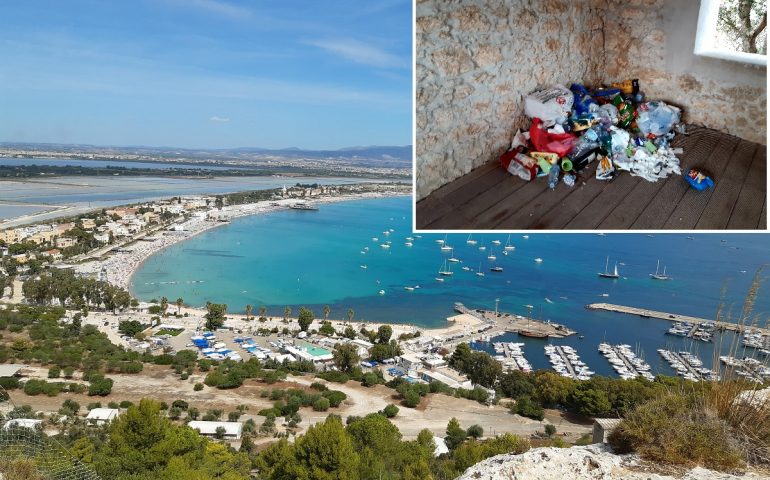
457, 444, 766, 480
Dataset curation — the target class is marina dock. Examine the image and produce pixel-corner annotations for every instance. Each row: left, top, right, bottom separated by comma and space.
455, 303, 576, 339
586, 303, 770, 336
554, 346, 577, 378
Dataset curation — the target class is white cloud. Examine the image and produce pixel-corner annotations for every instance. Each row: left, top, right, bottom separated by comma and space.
306, 38, 407, 69
163, 0, 251, 20
209, 116, 230, 122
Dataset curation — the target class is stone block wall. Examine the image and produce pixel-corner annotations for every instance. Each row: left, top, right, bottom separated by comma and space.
601, 0, 767, 145
416, 0, 767, 200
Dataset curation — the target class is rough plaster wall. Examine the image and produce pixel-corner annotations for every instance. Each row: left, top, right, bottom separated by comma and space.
417, 0, 767, 200
601, 0, 767, 145
415, 0, 605, 200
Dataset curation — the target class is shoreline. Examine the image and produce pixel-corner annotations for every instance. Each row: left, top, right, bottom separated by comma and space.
72, 192, 410, 295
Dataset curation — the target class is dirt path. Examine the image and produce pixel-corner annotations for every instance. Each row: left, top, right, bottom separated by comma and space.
8, 366, 591, 440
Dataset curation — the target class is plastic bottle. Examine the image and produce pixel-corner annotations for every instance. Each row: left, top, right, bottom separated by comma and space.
547, 163, 561, 190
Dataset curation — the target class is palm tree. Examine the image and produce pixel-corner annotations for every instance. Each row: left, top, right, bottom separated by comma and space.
259, 305, 267, 321
160, 296, 169, 315
284, 306, 292, 321
245, 304, 253, 321
323, 305, 331, 320
347, 308, 355, 324
176, 297, 184, 314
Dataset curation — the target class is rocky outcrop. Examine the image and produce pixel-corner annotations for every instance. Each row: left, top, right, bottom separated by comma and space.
456, 444, 767, 480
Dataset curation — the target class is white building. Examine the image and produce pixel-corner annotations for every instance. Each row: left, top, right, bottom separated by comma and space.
86, 408, 120, 425
188, 421, 243, 440
3, 418, 42, 430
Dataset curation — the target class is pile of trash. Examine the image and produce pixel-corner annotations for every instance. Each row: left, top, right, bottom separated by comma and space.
500, 81, 706, 189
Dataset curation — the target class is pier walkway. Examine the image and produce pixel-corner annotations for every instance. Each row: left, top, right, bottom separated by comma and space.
555, 346, 578, 379
586, 303, 769, 336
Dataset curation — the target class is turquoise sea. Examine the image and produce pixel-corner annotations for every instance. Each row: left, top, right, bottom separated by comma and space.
132, 196, 770, 376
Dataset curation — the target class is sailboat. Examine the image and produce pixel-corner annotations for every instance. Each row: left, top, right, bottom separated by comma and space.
650, 260, 671, 280
448, 248, 460, 263
466, 234, 477, 245
438, 259, 453, 276
487, 249, 497, 261
475, 262, 485, 277
598, 256, 620, 279
504, 235, 515, 251
440, 234, 452, 251
492, 239, 502, 246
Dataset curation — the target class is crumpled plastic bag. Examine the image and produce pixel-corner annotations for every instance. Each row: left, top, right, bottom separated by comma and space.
596, 155, 616, 180
609, 126, 630, 153
637, 101, 681, 137
524, 85, 574, 124
613, 146, 681, 182
530, 118, 575, 156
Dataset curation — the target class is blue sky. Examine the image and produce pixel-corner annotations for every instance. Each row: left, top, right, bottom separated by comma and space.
0, 0, 412, 149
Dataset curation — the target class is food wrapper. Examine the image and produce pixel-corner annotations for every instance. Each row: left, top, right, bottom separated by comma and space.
524, 86, 574, 124
684, 169, 714, 191
530, 151, 559, 165
596, 155, 615, 180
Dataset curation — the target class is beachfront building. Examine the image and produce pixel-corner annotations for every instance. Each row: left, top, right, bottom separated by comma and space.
86, 408, 121, 426
284, 341, 334, 365
420, 368, 473, 390
0, 229, 20, 244
188, 421, 243, 440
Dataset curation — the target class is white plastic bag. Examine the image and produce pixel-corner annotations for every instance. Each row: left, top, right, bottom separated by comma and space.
523, 86, 573, 124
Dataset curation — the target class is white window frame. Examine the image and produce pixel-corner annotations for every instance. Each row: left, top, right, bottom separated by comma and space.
694, 0, 767, 66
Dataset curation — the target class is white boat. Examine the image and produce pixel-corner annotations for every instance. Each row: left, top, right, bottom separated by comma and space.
492, 239, 501, 245
438, 259, 453, 276
441, 244, 453, 251
461, 266, 470, 271
534, 257, 543, 263
466, 234, 477, 245
404, 286, 415, 291
360, 265, 367, 269
504, 235, 515, 251
491, 265, 503, 272
488, 252, 497, 260
378, 290, 385, 295
650, 260, 671, 280
478, 245, 486, 251
598, 256, 620, 279
372, 237, 378, 242
476, 262, 485, 277
435, 277, 444, 282
406, 236, 414, 241
380, 244, 390, 249
405, 242, 413, 247
522, 235, 529, 239
448, 248, 460, 262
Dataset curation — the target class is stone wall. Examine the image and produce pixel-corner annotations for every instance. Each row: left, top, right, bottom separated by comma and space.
416, 0, 767, 200
601, 0, 767, 145
415, 0, 606, 200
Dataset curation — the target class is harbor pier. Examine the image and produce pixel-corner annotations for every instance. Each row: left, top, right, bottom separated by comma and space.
586, 303, 770, 336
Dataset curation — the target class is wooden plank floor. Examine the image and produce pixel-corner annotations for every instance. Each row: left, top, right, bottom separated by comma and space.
416, 126, 767, 230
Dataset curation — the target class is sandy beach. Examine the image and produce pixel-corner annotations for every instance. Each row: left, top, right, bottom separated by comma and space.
73, 191, 409, 297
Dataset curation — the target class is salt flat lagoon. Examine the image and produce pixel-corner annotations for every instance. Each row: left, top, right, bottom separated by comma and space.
0, 172, 382, 222
132, 195, 770, 377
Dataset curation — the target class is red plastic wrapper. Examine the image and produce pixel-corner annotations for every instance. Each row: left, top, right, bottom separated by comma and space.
500, 148, 538, 181
529, 118, 576, 157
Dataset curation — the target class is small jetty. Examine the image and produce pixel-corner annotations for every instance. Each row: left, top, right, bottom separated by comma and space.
657, 349, 719, 381
493, 342, 532, 372
598, 343, 655, 381
545, 345, 593, 380
586, 303, 770, 336
719, 356, 770, 383
665, 321, 715, 342
455, 303, 577, 339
